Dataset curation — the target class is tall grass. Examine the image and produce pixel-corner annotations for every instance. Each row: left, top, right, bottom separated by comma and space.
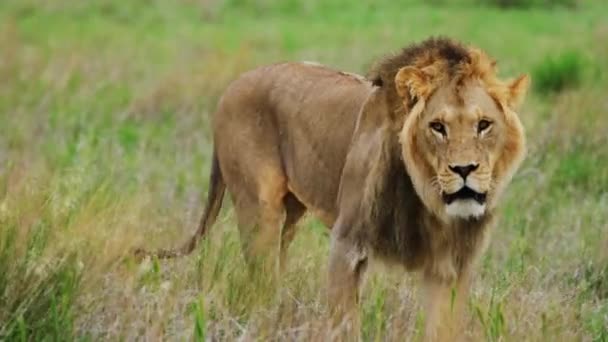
0, 0, 607, 339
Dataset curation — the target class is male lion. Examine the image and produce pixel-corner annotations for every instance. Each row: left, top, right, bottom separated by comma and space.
138, 38, 529, 340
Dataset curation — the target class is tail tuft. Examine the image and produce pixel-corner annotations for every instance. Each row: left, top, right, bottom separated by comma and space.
133, 151, 226, 260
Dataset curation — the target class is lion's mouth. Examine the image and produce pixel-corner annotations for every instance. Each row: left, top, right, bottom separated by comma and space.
442, 187, 487, 204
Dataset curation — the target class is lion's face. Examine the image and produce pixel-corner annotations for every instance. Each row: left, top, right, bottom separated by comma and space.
399, 76, 527, 221
418, 81, 508, 219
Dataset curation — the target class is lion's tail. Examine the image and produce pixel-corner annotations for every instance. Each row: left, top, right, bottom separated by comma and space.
134, 150, 226, 260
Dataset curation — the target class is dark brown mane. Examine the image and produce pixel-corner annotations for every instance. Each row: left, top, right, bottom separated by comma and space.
368, 37, 471, 88
367, 37, 476, 114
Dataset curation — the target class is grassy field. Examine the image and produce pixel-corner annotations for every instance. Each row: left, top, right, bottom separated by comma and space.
1, 0, 607, 340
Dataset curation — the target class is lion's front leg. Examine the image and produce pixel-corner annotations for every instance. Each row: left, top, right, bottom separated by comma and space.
422, 267, 471, 342
327, 232, 368, 341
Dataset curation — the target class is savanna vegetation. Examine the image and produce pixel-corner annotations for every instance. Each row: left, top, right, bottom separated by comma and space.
0, 0, 607, 340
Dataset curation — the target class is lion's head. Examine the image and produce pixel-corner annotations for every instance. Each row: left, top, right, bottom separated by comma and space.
370, 38, 529, 222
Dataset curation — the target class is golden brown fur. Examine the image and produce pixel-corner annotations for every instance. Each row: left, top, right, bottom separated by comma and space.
137, 37, 529, 341
135, 62, 374, 262
329, 38, 528, 340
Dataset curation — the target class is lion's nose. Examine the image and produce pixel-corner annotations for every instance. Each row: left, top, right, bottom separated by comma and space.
449, 163, 479, 179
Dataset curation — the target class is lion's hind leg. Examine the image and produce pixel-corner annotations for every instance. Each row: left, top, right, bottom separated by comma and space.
279, 193, 307, 273
231, 165, 289, 281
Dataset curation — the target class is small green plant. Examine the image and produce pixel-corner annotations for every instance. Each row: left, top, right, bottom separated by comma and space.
361, 284, 387, 341
582, 303, 608, 342
474, 292, 506, 342
574, 261, 608, 301
533, 51, 584, 95
191, 297, 206, 342
479, 0, 579, 8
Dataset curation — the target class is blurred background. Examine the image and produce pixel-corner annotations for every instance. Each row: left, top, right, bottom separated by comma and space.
0, 0, 607, 340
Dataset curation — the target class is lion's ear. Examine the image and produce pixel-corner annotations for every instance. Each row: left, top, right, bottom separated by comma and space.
507, 74, 530, 110
395, 66, 433, 109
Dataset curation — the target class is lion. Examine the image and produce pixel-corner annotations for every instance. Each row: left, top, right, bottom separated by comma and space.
136, 37, 529, 340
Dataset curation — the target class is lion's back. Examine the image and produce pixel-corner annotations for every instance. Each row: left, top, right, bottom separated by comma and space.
213, 62, 374, 224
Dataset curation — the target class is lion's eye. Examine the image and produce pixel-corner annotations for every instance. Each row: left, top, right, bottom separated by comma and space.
478, 119, 492, 133
429, 122, 446, 136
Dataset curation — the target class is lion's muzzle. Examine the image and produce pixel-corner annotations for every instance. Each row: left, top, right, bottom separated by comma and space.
442, 187, 487, 205
442, 186, 488, 219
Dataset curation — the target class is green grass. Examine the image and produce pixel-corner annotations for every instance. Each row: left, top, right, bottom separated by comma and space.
533, 51, 585, 94
1, 0, 607, 339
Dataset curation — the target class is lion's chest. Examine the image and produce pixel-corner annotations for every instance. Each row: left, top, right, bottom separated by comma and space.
367, 212, 491, 281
